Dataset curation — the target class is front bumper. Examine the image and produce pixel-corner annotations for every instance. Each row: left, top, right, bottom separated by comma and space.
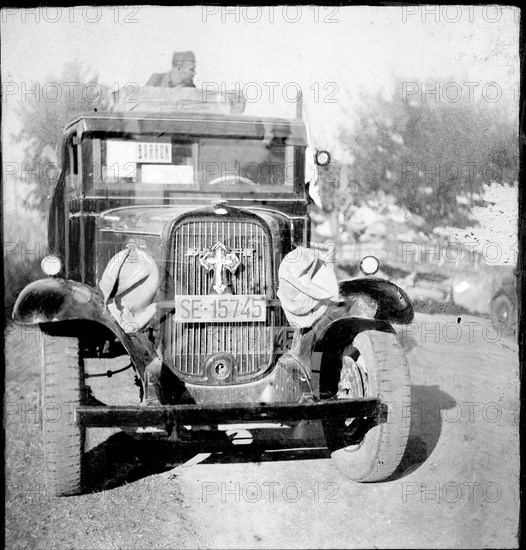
75, 397, 386, 428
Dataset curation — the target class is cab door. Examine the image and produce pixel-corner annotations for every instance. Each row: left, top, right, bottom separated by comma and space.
65, 132, 85, 281
48, 131, 81, 280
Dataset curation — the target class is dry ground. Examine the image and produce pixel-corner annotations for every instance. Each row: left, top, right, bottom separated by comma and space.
4, 311, 520, 548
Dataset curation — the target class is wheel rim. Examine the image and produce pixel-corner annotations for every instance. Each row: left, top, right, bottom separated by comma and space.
333, 344, 370, 450
337, 351, 367, 400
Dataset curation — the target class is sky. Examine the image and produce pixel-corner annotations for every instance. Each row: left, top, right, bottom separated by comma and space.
1, 5, 520, 208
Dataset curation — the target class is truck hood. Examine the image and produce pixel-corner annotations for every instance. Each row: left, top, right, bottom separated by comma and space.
99, 204, 296, 238
100, 206, 192, 236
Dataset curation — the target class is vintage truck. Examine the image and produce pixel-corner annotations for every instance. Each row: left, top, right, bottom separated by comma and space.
13, 86, 414, 495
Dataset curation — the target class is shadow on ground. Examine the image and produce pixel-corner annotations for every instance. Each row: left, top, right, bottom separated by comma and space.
83, 383, 457, 492
390, 384, 457, 480
83, 432, 185, 492
82, 425, 330, 494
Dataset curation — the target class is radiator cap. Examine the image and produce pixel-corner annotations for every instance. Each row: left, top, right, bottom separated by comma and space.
211, 200, 229, 215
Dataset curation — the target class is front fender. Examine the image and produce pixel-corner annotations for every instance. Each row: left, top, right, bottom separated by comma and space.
13, 278, 112, 326
12, 278, 154, 375
339, 277, 414, 324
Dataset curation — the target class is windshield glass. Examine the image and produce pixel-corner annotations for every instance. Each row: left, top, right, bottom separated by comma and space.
83, 133, 297, 197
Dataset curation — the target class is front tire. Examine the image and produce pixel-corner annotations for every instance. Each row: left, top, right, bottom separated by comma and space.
322, 329, 411, 482
41, 333, 86, 496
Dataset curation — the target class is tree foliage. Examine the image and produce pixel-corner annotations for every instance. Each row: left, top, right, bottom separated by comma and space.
13, 60, 109, 212
329, 78, 518, 231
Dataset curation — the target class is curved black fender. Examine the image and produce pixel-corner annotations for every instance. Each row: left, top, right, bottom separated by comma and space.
12, 278, 153, 374
14, 278, 107, 325
275, 277, 414, 378
339, 277, 414, 324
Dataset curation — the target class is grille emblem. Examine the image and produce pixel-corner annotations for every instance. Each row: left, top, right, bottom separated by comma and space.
199, 241, 240, 294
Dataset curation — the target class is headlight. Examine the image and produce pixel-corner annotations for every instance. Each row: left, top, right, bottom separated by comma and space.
41, 255, 62, 276
314, 150, 331, 166
359, 255, 380, 276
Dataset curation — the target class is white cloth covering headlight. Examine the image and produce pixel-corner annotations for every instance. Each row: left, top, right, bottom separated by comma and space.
277, 247, 340, 328
99, 244, 160, 332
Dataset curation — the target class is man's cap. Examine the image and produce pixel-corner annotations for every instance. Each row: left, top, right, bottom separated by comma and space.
172, 50, 195, 66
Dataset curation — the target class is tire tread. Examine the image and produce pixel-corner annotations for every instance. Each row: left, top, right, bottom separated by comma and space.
41, 334, 84, 496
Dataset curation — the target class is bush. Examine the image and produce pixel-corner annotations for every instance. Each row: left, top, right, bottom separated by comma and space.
3, 209, 46, 322
4, 255, 42, 322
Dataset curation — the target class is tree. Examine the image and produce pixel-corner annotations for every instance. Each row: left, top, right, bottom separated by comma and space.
334, 78, 519, 232
13, 60, 109, 212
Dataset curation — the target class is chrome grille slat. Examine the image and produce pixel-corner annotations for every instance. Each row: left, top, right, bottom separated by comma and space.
182, 223, 187, 373
171, 218, 272, 380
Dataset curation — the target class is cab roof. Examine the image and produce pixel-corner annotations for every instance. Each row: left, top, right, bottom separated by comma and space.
65, 111, 308, 145
64, 86, 308, 144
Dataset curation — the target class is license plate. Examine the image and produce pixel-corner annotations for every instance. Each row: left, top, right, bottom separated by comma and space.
174, 295, 266, 323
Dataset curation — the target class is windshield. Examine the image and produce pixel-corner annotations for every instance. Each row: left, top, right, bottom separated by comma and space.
83, 133, 299, 197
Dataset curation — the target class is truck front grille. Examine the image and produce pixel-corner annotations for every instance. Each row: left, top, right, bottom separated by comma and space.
168, 218, 276, 382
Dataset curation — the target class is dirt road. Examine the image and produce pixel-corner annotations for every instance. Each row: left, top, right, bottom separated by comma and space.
5, 312, 520, 548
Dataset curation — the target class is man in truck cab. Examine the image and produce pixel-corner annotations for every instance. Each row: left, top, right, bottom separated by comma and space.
145, 50, 196, 88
